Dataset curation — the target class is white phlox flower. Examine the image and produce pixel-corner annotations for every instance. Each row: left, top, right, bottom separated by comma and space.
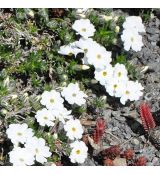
105, 78, 125, 98
113, 63, 128, 82
58, 42, 83, 57
94, 64, 114, 85
123, 16, 145, 33
9, 147, 34, 166
6, 123, 34, 145
75, 38, 99, 64
25, 137, 52, 164
75, 38, 98, 54
61, 83, 87, 106
72, 19, 96, 39
120, 81, 144, 105
40, 90, 64, 110
64, 119, 83, 140
69, 140, 88, 164
121, 28, 144, 52
86, 44, 112, 69
35, 108, 55, 127
51, 106, 73, 124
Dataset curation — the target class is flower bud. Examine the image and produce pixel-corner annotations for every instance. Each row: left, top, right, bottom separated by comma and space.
113, 16, 119, 22
11, 94, 18, 100
53, 133, 58, 140
35, 95, 41, 101
81, 65, 90, 70
61, 82, 67, 87
3, 77, 10, 87
73, 64, 90, 71
101, 95, 107, 101
115, 26, 120, 33
1, 109, 8, 115
102, 15, 113, 21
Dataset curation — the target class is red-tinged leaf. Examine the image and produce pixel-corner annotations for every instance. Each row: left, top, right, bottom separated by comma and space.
101, 145, 121, 160
134, 156, 147, 166
93, 118, 105, 144
104, 158, 114, 166
122, 148, 135, 160
139, 103, 156, 132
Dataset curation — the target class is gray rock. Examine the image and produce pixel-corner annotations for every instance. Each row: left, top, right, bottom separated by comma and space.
148, 34, 159, 42
146, 27, 160, 34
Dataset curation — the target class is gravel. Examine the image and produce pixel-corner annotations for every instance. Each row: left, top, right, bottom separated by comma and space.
87, 10, 160, 166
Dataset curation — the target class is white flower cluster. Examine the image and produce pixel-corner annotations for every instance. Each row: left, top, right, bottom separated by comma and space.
58, 19, 144, 105
121, 16, 145, 52
95, 63, 144, 105
36, 84, 88, 164
6, 123, 51, 166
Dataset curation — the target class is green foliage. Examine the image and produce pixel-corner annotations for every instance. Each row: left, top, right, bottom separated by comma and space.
141, 9, 152, 22
72, 106, 87, 116
92, 96, 106, 109
113, 54, 127, 65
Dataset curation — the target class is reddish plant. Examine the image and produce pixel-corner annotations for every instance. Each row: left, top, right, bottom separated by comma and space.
139, 103, 156, 132
104, 158, 114, 166
93, 118, 105, 144
122, 148, 135, 160
134, 156, 147, 166
101, 145, 121, 160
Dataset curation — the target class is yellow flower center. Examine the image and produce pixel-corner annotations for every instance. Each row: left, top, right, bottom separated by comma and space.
43, 116, 48, 120
68, 52, 73, 56
125, 90, 130, 95
35, 148, 39, 154
102, 71, 107, 77
76, 150, 81, 155
81, 28, 86, 32
84, 48, 88, 53
50, 98, 55, 103
72, 93, 77, 97
19, 158, 24, 162
131, 37, 134, 42
96, 54, 101, 59
118, 72, 122, 77
72, 127, 76, 132
113, 84, 118, 89
17, 132, 22, 136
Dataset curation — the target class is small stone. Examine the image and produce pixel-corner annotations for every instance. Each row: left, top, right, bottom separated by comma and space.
112, 127, 119, 131
113, 157, 127, 166
155, 151, 160, 158
148, 34, 159, 42
115, 116, 126, 122
146, 27, 159, 34
124, 133, 131, 139
152, 157, 159, 165
132, 138, 140, 145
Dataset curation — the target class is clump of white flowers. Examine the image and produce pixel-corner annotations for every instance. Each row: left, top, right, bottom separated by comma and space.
121, 16, 145, 52
6, 123, 51, 166
7, 16, 146, 166
58, 18, 144, 105
39, 87, 88, 164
